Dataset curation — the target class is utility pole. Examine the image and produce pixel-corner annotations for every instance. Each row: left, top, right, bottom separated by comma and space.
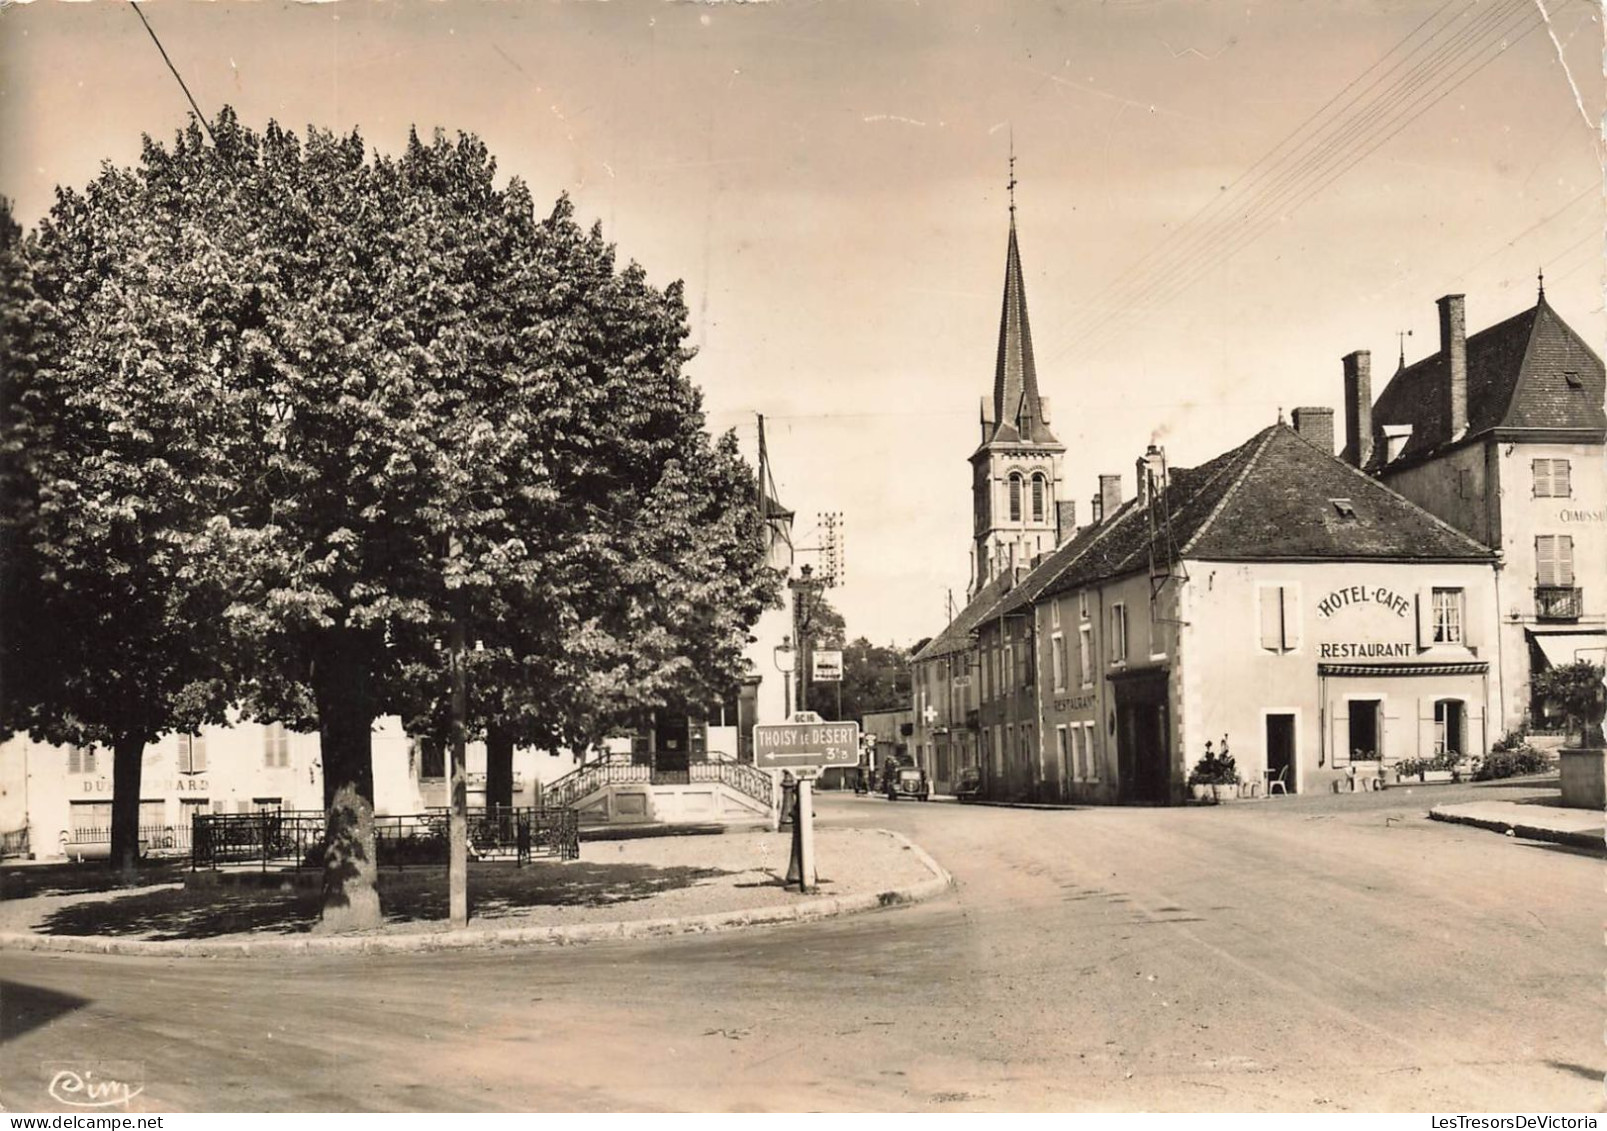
447, 536, 468, 930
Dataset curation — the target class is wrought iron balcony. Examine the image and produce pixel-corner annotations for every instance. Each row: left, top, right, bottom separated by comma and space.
1535, 586, 1583, 622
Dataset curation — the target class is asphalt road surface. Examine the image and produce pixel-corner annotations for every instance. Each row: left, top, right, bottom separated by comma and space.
2, 789, 1598, 1112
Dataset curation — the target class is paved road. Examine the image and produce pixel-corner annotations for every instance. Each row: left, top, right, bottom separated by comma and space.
2, 789, 1598, 1112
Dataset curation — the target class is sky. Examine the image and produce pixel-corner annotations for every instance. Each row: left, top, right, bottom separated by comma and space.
3, 0, 1602, 648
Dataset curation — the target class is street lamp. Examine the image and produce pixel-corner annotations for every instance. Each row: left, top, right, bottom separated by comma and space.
773, 636, 796, 718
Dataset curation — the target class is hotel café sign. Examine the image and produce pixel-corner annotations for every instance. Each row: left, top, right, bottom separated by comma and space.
1314, 582, 1413, 660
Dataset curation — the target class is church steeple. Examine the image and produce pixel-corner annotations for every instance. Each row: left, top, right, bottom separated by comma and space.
968, 161, 1067, 598
985, 178, 1056, 447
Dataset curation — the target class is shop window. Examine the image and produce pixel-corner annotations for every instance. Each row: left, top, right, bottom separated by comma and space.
69, 801, 113, 843
1257, 585, 1301, 653
1109, 603, 1128, 664
1051, 633, 1067, 692
263, 723, 290, 769
1532, 459, 1571, 498
67, 745, 98, 775
1347, 700, 1382, 761
176, 734, 207, 775
1431, 588, 1465, 645
1535, 535, 1575, 587
1434, 700, 1465, 756
1008, 474, 1023, 522
1031, 474, 1046, 522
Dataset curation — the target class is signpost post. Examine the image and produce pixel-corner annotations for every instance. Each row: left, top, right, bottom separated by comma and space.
753, 713, 860, 893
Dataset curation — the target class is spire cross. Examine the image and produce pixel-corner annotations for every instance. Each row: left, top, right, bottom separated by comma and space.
1538, 267, 1546, 301
1007, 134, 1017, 217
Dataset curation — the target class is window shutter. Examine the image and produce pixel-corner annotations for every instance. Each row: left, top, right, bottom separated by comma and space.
1558, 536, 1575, 587
1281, 587, 1301, 650
194, 735, 207, 773
1557, 460, 1571, 499
1414, 591, 1431, 650
1258, 586, 1281, 650
1536, 536, 1556, 586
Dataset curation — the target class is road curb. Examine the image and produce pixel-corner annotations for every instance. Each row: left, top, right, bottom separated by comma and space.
0, 828, 953, 959
1428, 807, 1602, 852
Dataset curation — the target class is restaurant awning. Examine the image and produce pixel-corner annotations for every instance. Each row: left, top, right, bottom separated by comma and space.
1530, 631, 1607, 669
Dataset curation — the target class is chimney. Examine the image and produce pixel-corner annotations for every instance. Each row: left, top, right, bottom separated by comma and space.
1438, 294, 1467, 437
1099, 474, 1122, 522
1090, 492, 1103, 525
1135, 445, 1166, 505
1056, 499, 1077, 544
1342, 350, 1372, 467
1291, 406, 1335, 455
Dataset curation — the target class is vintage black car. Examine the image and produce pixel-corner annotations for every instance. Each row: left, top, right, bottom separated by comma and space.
884, 764, 931, 802
953, 765, 983, 802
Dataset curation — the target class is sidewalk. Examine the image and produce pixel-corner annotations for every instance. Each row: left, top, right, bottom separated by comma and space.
0, 826, 952, 957
1428, 797, 1602, 851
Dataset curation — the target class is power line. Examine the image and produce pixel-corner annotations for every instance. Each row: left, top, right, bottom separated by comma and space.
1041, 0, 1543, 364
128, 1, 216, 145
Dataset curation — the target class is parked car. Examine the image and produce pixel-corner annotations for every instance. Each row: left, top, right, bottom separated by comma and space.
884, 764, 931, 802
953, 765, 983, 803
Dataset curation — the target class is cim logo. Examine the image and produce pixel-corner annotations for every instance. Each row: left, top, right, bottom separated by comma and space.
45, 1062, 145, 1108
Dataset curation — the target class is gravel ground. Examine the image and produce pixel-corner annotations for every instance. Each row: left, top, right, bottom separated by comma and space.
0, 827, 934, 942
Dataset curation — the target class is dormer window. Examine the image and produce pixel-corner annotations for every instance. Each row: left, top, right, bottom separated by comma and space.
1564, 370, 1583, 389
1381, 424, 1412, 462
1330, 498, 1356, 519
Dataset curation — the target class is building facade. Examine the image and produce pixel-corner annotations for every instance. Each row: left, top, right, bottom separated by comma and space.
1339, 288, 1607, 730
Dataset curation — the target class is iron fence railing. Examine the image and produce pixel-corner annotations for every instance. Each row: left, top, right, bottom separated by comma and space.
545, 759, 776, 811
1, 826, 29, 859
64, 823, 192, 856
191, 807, 579, 871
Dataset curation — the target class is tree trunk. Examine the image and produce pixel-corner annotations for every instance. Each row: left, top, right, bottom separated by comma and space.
485, 723, 515, 812
315, 632, 381, 932
109, 731, 146, 881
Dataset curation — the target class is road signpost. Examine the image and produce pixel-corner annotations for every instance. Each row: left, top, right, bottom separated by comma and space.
753, 713, 860, 892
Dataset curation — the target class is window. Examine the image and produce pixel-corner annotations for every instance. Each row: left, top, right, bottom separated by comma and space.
1431, 587, 1464, 645
176, 734, 207, 775
1347, 699, 1382, 762
416, 738, 445, 779
1433, 699, 1465, 756
1536, 535, 1575, 587
179, 798, 209, 828
1008, 474, 1022, 522
1533, 459, 1571, 498
263, 723, 290, 769
1031, 474, 1046, 522
251, 798, 283, 813
1109, 603, 1128, 664
1079, 591, 1090, 621
1078, 624, 1093, 686
67, 745, 98, 775
1051, 633, 1067, 691
1257, 585, 1301, 653
1058, 725, 1073, 783
1082, 721, 1099, 781
1050, 598, 1061, 630
69, 801, 112, 843
1018, 637, 1032, 687
1330, 498, 1356, 519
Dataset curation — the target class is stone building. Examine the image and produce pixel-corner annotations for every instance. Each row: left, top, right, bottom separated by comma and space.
1338, 286, 1606, 729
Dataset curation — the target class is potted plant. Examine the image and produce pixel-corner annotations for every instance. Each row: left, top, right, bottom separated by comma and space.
1187, 746, 1240, 802
1532, 660, 1606, 809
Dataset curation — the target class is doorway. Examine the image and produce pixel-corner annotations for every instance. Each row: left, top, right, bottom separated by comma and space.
1265, 713, 1296, 795
1113, 670, 1172, 804
1434, 699, 1465, 756
654, 714, 690, 776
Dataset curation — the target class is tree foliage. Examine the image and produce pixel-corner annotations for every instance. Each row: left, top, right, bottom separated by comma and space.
5, 111, 777, 917
1532, 660, 1606, 749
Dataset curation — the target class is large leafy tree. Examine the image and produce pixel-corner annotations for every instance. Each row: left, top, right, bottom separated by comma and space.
1, 181, 240, 877
8, 112, 775, 924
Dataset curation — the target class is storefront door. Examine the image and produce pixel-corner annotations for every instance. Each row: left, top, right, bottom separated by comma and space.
1265, 713, 1295, 794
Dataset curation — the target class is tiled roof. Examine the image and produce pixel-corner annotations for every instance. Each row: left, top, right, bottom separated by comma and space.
1366, 297, 1605, 469
981, 219, 1059, 449
1028, 424, 1492, 603
910, 571, 1017, 663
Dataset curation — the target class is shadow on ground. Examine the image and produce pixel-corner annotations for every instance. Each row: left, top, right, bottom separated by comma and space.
1, 861, 189, 901
28, 861, 739, 940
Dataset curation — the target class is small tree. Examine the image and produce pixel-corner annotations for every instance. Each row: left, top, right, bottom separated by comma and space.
1532, 660, 1606, 749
